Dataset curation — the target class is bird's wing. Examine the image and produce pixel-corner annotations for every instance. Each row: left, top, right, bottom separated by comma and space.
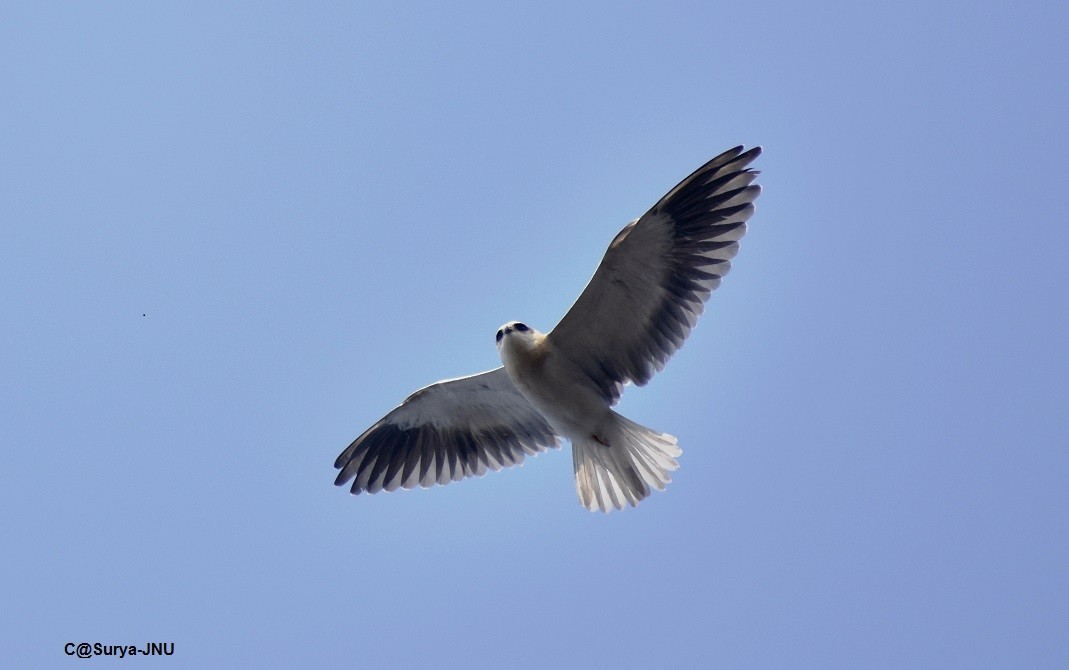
334, 367, 560, 494
548, 146, 761, 404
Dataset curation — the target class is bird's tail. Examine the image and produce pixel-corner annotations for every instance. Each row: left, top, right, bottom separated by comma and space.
572, 411, 681, 512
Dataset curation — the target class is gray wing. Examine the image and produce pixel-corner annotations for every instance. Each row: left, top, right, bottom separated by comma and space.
334, 367, 560, 494
548, 146, 761, 404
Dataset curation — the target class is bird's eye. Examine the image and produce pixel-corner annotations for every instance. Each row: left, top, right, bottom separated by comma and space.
496, 329, 504, 343
514, 323, 529, 332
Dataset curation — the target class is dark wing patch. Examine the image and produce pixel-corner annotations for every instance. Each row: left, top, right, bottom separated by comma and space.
334, 368, 560, 495
548, 146, 762, 403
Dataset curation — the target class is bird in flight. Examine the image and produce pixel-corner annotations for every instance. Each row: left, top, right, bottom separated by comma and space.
334, 146, 762, 512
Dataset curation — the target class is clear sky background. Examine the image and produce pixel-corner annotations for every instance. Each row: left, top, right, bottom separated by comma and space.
3, 1, 1067, 667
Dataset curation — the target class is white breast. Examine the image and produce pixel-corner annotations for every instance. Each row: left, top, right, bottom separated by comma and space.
498, 332, 610, 441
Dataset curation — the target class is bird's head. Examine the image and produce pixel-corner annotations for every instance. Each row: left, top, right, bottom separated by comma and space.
495, 321, 541, 351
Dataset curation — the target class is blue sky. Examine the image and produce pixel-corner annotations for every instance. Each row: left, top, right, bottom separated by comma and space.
3, 1, 1067, 667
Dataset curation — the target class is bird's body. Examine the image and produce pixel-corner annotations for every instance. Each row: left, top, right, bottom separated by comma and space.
495, 322, 681, 510
496, 323, 607, 441
335, 145, 762, 512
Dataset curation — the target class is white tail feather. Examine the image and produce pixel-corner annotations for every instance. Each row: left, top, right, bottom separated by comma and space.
571, 412, 681, 512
